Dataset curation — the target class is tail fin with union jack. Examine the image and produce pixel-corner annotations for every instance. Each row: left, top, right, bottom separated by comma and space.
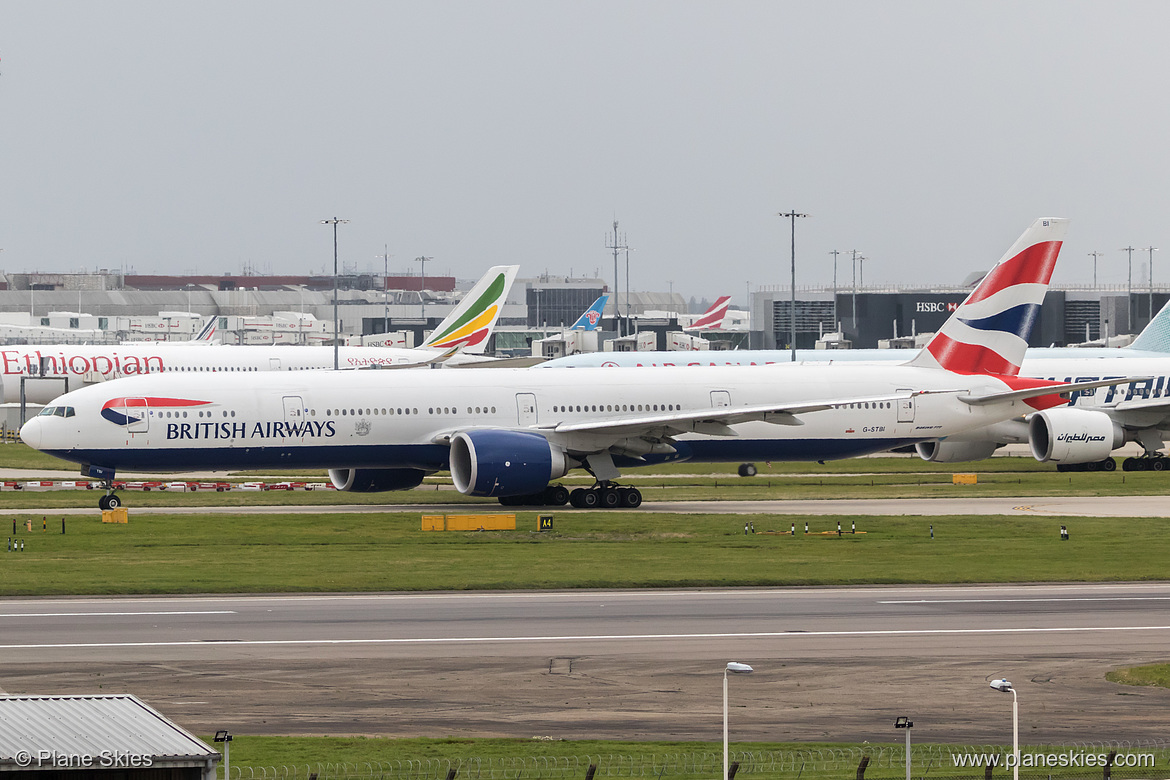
907, 218, 1068, 376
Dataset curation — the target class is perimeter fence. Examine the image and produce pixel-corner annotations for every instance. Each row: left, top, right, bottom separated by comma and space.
226, 741, 1170, 780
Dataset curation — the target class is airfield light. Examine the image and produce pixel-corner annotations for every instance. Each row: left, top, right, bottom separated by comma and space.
724, 662, 754, 780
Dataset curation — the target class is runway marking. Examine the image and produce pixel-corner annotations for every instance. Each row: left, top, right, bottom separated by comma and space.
879, 603, 1170, 608
0, 611, 237, 618
4, 624, 1170, 649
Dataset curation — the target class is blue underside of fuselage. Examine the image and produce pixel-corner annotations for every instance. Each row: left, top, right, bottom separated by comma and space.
44, 438, 925, 476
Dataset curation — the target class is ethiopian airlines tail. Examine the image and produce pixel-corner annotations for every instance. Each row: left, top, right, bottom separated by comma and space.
570, 295, 608, 331
420, 265, 519, 353
907, 218, 1068, 376
684, 295, 732, 331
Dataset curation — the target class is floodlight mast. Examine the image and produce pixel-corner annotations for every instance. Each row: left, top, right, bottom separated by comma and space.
723, 662, 754, 780
990, 679, 1018, 780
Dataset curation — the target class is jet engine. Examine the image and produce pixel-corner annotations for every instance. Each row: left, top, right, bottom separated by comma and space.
1028, 408, 1124, 464
328, 468, 428, 492
915, 440, 1001, 463
449, 430, 570, 497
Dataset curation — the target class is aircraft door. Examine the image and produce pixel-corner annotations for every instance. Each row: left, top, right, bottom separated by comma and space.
516, 393, 538, 426
282, 396, 305, 440
710, 390, 731, 408
123, 398, 149, 434
896, 389, 915, 423
270, 357, 282, 371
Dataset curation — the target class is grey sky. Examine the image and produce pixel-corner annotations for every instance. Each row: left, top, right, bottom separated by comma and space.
2, 1, 1168, 302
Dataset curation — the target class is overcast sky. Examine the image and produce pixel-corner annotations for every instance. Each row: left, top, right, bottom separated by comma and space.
3, 1, 1168, 302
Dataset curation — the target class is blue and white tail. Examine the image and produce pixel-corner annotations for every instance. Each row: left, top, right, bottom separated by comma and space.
907, 217, 1068, 376
191, 317, 217, 343
570, 295, 608, 331
1129, 298, 1170, 353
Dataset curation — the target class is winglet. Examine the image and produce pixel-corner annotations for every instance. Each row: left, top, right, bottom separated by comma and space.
570, 295, 609, 331
906, 218, 1068, 376
422, 265, 519, 353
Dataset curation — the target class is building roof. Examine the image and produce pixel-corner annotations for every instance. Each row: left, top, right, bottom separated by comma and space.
0, 695, 218, 769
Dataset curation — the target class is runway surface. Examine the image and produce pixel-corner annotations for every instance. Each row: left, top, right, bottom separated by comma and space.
6, 495, 1170, 517
3, 583, 1170, 742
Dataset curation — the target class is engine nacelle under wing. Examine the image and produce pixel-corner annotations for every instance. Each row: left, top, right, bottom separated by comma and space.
449, 430, 569, 497
328, 468, 428, 492
1029, 408, 1124, 464
915, 439, 1001, 463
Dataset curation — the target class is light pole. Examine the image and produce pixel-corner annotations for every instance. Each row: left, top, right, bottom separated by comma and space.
894, 717, 913, 780
378, 246, 392, 336
829, 250, 840, 332
415, 256, 432, 319
320, 217, 349, 370
1143, 246, 1158, 326
624, 246, 635, 335
990, 679, 1018, 780
778, 211, 808, 362
1123, 246, 1136, 331
213, 730, 232, 780
849, 249, 861, 332
723, 662, 754, 780
1088, 251, 1103, 289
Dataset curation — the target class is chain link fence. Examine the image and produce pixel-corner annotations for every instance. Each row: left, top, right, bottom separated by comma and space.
226, 741, 1170, 780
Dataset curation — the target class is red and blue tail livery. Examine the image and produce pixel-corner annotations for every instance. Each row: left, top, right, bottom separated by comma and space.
101, 397, 211, 426
909, 218, 1067, 377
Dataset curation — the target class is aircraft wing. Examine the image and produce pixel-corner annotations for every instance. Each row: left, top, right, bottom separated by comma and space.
539, 391, 922, 438
959, 377, 1152, 406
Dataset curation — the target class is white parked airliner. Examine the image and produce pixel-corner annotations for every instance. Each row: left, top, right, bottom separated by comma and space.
23, 218, 1129, 510
1, 265, 519, 404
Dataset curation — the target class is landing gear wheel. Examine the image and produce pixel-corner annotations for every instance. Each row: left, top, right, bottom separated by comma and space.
1153, 458, 1166, 472
602, 488, 621, 508
99, 494, 121, 511
579, 489, 600, 509
738, 463, 758, 477
544, 485, 570, 506
1101, 457, 1117, 472
620, 487, 643, 508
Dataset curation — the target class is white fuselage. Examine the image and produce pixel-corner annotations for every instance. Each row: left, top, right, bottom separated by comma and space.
22, 363, 1042, 476
0, 343, 484, 404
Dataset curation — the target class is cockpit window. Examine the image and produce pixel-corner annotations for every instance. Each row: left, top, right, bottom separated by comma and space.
38, 407, 55, 416
54, 407, 66, 417
64, 407, 75, 418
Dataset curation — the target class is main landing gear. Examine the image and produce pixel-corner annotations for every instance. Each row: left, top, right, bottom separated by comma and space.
568, 482, 642, 509
1121, 455, 1170, 471
495, 482, 643, 509
1056, 458, 1117, 472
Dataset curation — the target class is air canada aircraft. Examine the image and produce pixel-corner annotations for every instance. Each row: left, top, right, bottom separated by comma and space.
0, 265, 518, 404
23, 218, 1133, 510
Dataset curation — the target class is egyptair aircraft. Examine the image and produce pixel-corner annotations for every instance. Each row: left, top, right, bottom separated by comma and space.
1, 265, 518, 404
23, 217, 1131, 511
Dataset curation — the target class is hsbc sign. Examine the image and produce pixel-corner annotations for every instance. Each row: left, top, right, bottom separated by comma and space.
916, 301, 960, 313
